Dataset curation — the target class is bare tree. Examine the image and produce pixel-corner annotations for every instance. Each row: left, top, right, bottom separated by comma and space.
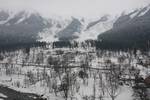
105, 64, 121, 100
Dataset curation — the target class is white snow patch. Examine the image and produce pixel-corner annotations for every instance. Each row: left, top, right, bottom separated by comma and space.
77, 16, 115, 41
138, 6, 150, 17
116, 86, 133, 100
0, 11, 16, 25
130, 11, 138, 18
0, 93, 7, 98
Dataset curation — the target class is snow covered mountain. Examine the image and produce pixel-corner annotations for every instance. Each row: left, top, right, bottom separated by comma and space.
78, 15, 115, 41
0, 10, 51, 44
1, 4, 150, 44
41, 15, 115, 41
98, 5, 150, 49
0, 9, 116, 43
113, 4, 150, 28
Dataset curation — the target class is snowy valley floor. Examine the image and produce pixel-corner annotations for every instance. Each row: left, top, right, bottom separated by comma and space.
0, 45, 150, 100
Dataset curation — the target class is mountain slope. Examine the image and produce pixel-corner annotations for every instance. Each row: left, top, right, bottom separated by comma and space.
0, 9, 115, 44
56, 17, 82, 41
98, 5, 150, 50
78, 15, 115, 41
40, 16, 115, 41
0, 10, 51, 45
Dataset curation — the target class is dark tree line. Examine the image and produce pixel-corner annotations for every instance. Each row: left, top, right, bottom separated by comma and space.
0, 41, 46, 52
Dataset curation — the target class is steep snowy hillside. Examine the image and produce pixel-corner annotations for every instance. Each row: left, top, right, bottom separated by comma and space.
98, 5, 150, 49
0, 9, 117, 42
77, 15, 115, 41
39, 16, 71, 42
38, 16, 116, 41
56, 17, 82, 41
113, 5, 150, 28
0, 9, 73, 43
0, 9, 51, 44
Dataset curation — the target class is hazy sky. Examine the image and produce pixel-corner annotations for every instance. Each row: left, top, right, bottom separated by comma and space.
0, 0, 149, 18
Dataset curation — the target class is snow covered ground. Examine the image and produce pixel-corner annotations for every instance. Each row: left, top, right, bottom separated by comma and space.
0, 45, 149, 100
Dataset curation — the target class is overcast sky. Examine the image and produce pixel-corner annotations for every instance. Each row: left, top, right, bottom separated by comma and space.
0, 0, 149, 18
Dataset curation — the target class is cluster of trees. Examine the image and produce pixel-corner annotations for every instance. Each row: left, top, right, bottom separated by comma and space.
52, 40, 96, 49
50, 40, 150, 51
97, 34, 150, 51
0, 39, 150, 100
0, 41, 46, 52
1, 38, 149, 53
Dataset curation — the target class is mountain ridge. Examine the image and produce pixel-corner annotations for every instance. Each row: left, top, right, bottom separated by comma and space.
97, 5, 150, 50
